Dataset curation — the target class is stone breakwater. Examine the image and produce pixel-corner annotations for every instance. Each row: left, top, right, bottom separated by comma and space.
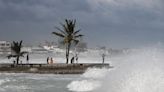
0, 63, 112, 74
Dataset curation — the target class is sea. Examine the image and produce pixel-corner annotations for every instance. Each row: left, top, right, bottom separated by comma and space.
0, 46, 164, 92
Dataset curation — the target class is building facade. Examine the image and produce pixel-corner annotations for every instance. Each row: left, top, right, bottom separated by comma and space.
0, 41, 11, 55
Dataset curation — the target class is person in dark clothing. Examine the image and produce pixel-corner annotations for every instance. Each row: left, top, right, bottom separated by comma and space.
102, 53, 105, 63
71, 57, 74, 64
26, 54, 29, 63
50, 57, 53, 64
75, 54, 78, 63
47, 57, 49, 64
13, 60, 16, 64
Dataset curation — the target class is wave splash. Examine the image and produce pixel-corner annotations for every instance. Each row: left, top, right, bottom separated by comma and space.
97, 47, 164, 92
67, 68, 109, 92
67, 47, 164, 92
67, 80, 101, 92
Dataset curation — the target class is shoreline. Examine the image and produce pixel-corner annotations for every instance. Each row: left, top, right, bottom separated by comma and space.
0, 63, 112, 74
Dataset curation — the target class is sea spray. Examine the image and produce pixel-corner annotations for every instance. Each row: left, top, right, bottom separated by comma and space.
82, 68, 110, 79
95, 47, 164, 92
67, 80, 101, 92
67, 46, 164, 92
67, 68, 110, 92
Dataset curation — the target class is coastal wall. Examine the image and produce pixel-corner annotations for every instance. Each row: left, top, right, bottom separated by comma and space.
0, 63, 112, 74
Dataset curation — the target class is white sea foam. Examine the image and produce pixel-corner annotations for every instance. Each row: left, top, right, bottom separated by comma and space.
67, 80, 101, 92
67, 68, 109, 92
0, 80, 6, 85
94, 47, 164, 92
4, 85, 30, 91
68, 46, 164, 92
0, 78, 12, 91
0, 79, 11, 85
121, 69, 164, 92
82, 68, 110, 79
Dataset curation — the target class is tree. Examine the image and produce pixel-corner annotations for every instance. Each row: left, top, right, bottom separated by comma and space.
7, 41, 27, 64
52, 19, 83, 64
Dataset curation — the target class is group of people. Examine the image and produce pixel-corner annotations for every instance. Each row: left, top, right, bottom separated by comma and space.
71, 54, 78, 64
46, 54, 78, 64
47, 57, 54, 64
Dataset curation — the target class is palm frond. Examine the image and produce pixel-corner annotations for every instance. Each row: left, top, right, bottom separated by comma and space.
55, 26, 66, 35
61, 24, 70, 33
52, 32, 65, 38
19, 40, 22, 47
74, 34, 84, 38
72, 19, 76, 31
65, 19, 76, 34
73, 39, 79, 45
74, 29, 81, 35
11, 41, 21, 54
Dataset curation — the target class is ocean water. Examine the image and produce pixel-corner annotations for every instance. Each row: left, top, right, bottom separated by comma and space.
0, 46, 164, 92
0, 73, 78, 92
0, 50, 110, 92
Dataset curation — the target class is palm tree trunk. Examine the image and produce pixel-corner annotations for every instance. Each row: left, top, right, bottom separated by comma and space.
102, 57, 104, 63
67, 43, 71, 64
66, 44, 69, 64
16, 56, 19, 65
66, 48, 68, 64
66, 43, 71, 64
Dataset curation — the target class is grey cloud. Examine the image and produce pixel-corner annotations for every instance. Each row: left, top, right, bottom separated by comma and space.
0, 0, 91, 21
0, 0, 164, 48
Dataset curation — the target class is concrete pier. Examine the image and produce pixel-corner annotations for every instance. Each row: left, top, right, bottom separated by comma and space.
0, 63, 113, 74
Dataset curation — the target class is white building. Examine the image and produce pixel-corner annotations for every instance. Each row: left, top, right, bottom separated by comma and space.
0, 41, 11, 55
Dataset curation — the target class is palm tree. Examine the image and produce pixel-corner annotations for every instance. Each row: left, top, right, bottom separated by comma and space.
7, 40, 27, 64
52, 19, 83, 64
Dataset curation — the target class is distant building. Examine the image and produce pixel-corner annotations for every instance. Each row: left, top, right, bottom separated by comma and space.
0, 41, 11, 55
31, 46, 49, 54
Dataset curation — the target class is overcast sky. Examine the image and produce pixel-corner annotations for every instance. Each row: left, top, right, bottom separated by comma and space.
0, 0, 164, 48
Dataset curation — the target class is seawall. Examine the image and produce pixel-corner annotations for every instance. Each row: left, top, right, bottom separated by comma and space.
0, 63, 112, 74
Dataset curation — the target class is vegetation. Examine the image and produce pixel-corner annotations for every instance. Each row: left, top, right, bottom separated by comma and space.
52, 19, 83, 64
7, 40, 27, 64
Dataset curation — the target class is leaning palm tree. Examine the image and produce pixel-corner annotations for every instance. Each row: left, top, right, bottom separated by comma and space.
7, 40, 27, 64
52, 19, 83, 64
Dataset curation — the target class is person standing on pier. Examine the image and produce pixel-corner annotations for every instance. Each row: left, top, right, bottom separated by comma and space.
26, 54, 29, 64
47, 57, 49, 64
71, 57, 74, 64
102, 53, 105, 63
75, 54, 78, 63
50, 57, 53, 64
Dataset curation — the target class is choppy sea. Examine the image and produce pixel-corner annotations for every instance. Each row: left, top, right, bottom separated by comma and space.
1, 46, 164, 92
